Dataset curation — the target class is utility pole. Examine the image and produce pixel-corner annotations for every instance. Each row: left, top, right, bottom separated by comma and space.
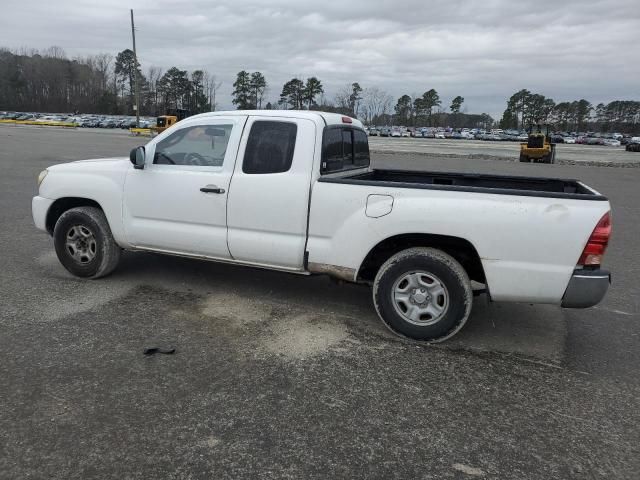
130, 9, 140, 128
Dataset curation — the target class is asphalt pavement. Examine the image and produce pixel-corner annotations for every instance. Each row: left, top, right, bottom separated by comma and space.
1, 125, 639, 479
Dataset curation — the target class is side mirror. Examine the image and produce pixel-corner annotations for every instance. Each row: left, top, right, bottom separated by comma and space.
130, 146, 146, 169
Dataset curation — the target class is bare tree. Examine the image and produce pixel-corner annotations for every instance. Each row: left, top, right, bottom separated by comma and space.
203, 71, 222, 111
361, 87, 394, 124
43, 46, 66, 59
94, 53, 113, 92
146, 66, 163, 115
334, 85, 351, 113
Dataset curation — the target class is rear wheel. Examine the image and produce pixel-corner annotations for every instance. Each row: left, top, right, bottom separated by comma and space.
53, 206, 121, 278
373, 248, 473, 342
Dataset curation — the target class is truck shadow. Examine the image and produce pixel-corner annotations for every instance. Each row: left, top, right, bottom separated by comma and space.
111, 251, 566, 363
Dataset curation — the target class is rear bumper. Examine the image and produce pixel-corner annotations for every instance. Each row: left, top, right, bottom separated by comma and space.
561, 268, 611, 308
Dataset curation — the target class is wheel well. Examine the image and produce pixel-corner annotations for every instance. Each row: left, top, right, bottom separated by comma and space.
358, 234, 486, 284
45, 197, 102, 234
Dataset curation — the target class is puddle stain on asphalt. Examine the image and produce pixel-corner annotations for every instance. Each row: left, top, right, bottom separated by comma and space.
198, 292, 353, 360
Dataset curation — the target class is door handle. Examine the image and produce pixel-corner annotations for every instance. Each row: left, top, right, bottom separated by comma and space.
200, 185, 225, 194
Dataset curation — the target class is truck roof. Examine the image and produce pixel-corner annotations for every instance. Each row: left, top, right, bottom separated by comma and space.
188, 110, 363, 129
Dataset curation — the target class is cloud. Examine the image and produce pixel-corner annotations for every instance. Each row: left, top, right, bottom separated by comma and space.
1, 0, 638, 117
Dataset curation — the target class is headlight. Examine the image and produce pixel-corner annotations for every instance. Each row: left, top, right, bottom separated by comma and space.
37, 169, 48, 187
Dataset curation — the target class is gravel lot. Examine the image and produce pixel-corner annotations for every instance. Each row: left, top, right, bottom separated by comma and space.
1, 125, 639, 479
369, 136, 640, 166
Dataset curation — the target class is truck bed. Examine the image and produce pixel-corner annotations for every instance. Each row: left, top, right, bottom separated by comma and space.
319, 169, 607, 201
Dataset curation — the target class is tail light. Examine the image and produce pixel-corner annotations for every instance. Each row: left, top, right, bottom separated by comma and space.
341, 116, 353, 124
578, 211, 612, 266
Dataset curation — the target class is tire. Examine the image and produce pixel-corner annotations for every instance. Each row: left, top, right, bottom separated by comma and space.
519, 153, 529, 162
373, 248, 472, 342
53, 206, 121, 278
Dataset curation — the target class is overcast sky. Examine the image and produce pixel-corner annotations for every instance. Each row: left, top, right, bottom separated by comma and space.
1, 0, 638, 117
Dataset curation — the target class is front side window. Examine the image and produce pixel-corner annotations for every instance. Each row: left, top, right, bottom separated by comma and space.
243, 121, 297, 174
153, 124, 233, 167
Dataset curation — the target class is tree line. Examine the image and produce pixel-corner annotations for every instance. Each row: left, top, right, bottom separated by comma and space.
500, 89, 640, 133
389, 90, 492, 128
229, 73, 493, 129
1, 46, 638, 133
0, 47, 221, 116
0, 46, 499, 129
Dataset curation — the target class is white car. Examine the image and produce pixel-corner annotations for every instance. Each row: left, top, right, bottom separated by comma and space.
32, 110, 612, 342
563, 136, 576, 144
390, 128, 402, 137
603, 138, 621, 147
435, 132, 445, 139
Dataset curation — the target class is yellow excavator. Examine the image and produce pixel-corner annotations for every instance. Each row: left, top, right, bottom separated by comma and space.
519, 124, 556, 164
151, 108, 191, 135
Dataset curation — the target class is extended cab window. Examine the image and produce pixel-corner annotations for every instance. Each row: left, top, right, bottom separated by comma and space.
322, 127, 370, 174
243, 121, 297, 174
154, 124, 233, 167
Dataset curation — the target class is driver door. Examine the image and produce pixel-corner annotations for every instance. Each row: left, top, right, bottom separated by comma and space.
123, 115, 246, 258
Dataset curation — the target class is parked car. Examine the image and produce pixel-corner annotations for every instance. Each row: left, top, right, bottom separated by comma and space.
379, 127, 390, 137
563, 136, 576, 144
83, 118, 101, 128
625, 142, 640, 152
603, 138, 621, 147
368, 127, 379, 136
99, 118, 118, 128
390, 127, 402, 137
434, 132, 445, 139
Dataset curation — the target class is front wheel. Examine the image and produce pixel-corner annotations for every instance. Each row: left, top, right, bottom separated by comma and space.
53, 206, 121, 278
373, 248, 473, 342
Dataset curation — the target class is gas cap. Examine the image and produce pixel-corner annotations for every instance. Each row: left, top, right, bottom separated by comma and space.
366, 194, 394, 218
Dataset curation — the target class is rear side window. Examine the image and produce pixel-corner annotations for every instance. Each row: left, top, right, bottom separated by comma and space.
354, 130, 370, 166
322, 127, 370, 174
243, 121, 297, 174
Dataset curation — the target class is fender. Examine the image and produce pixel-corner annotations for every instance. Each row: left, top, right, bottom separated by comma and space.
38, 158, 131, 247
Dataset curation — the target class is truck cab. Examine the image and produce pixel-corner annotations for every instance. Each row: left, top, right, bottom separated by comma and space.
124, 111, 360, 270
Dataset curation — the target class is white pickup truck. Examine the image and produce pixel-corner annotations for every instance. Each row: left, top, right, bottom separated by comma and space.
32, 111, 612, 342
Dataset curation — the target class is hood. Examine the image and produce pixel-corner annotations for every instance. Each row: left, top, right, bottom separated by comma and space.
47, 156, 130, 174
72, 157, 129, 164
